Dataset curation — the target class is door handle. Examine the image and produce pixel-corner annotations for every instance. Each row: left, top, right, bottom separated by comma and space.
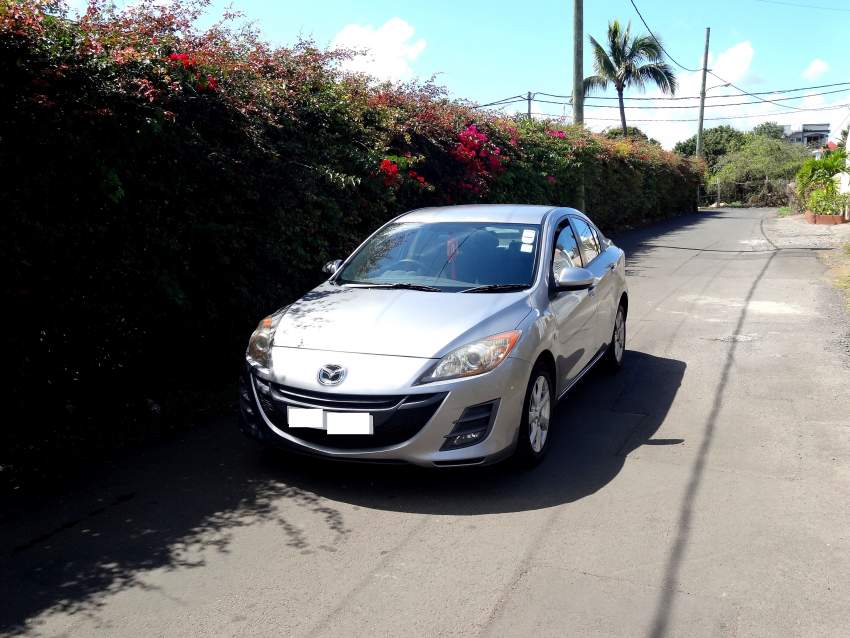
608, 263, 616, 271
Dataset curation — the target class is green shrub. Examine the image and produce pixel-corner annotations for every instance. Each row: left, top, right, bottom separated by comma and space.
806, 185, 848, 215
795, 150, 847, 211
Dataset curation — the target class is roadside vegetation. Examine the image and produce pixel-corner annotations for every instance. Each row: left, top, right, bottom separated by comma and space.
793, 150, 848, 214
0, 0, 701, 487
674, 115, 848, 211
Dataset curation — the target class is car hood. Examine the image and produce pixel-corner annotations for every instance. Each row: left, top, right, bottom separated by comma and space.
273, 283, 534, 358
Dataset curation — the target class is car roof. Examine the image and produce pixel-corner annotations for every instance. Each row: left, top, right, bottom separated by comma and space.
397, 204, 569, 225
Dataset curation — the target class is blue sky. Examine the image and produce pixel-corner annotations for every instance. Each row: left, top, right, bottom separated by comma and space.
70, 0, 850, 147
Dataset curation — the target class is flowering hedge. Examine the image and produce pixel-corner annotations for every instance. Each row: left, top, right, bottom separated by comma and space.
0, 0, 701, 483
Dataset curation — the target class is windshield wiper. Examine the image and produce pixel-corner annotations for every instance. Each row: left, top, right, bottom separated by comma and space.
356, 282, 442, 292
461, 283, 530, 293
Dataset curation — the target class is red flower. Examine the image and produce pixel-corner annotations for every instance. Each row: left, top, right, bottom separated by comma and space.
207, 76, 218, 91
379, 159, 400, 186
546, 175, 556, 184
167, 52, 194, 67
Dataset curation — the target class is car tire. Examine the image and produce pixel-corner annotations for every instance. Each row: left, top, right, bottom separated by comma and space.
513, 362, 555, 467
603, 302, 627, 372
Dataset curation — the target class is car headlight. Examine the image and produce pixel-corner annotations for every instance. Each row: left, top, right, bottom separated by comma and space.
246, 309, 286, 370
419, 331, 521, 384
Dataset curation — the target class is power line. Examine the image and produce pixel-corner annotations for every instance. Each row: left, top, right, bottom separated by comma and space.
536, 81, 850, 101
529, 103, 850, 123
627, 0, 700, 72
628, 0, 808, 112
754, 0, 850, 12
532, 87, 850, 109
476, 95, 526, 108
708, 71, 807, 111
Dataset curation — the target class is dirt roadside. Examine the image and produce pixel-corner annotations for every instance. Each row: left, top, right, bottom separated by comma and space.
768, 212, 850, 310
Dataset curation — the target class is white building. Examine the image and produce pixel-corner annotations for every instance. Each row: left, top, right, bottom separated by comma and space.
783, 123, 830, 147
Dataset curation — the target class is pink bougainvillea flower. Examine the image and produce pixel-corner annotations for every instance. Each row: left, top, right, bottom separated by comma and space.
546, 175, 556, 184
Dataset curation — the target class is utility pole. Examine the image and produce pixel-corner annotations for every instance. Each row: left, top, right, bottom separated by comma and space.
695, 27, 711, 159
572, 0, 583, 126
527, 91, 532, 120
572, 0, 585, 210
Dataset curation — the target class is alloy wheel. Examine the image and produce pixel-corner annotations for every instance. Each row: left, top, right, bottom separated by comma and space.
614, 307, 626, 364
528, 375, 551, 453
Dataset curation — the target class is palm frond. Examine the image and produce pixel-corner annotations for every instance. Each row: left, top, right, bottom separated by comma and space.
630, 34, 664, 63
607, 20, 625, 69
583, 75, 610, 96
636, 62, 678, 95
588, 34, 617, 82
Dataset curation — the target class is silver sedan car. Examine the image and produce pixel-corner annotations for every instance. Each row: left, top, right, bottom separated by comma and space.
239, 205, 627, 467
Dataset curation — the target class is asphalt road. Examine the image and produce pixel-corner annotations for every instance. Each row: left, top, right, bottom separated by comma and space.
3, 208, 849, 637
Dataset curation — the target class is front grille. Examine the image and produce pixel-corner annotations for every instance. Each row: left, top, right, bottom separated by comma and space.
253, 375, 447, 450
271, 383, 403, 411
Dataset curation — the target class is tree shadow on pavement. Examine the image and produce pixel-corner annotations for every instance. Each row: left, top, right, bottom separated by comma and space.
0, 350, 684, 635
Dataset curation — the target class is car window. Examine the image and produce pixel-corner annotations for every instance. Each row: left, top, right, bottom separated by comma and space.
552, 222, 583, 281
571, 217, 600, 264
336, 221, 541, 291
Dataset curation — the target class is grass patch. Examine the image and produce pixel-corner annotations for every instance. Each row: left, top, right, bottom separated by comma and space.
777, 206, 794, 217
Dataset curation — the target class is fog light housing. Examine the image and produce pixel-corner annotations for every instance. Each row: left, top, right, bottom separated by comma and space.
441, 400, 499, 451
445, 430, 486, 448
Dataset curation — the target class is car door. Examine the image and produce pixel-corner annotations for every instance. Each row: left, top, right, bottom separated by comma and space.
548, 218, 599, 389
571, 216, 616, 354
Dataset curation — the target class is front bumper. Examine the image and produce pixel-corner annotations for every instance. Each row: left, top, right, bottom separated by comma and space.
239, 349, 531, 467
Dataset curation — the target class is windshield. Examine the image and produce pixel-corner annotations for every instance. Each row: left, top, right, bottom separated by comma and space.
336, 221, 541, 292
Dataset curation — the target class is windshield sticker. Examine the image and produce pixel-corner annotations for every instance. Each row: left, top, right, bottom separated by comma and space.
522, 229, 536, 244
520, 243, 533, 253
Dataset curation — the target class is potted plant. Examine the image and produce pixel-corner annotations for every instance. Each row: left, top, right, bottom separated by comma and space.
805, 184, 848, 225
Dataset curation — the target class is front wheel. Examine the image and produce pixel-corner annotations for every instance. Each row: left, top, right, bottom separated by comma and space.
603, 303, 627, 372
513, 363, 554, 467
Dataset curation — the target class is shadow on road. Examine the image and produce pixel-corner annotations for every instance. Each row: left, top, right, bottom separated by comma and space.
263, 350, 685, 515
1, 351, 684, 633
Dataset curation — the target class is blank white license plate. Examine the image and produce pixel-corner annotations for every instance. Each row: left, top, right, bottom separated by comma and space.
287, 407, 373, 435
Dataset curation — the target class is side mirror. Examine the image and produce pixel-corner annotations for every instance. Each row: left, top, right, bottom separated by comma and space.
322, 259, 343, 275
555, 267, 595, 290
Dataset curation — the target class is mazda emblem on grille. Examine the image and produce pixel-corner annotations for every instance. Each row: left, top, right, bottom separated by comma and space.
317, 364, 346, 386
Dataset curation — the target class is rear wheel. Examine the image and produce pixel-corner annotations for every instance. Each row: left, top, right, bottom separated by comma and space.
514, 363, 554, 467
604, 303, 626, 372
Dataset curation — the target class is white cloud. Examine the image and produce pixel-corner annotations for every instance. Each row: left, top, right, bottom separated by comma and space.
332, 18, 426, 83
802, 58, 829, 80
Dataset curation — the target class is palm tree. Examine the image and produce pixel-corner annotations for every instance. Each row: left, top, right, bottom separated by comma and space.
583, 20, 677, 135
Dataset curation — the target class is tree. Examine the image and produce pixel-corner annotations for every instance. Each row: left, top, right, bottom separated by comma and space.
751, 121, 784, 140
674, 125, 747, 170
839, 127, 848, 149
604, 126, 661, 146
712, 137, 810, 206
583, 20, 677, 135
714, 136, 810, 183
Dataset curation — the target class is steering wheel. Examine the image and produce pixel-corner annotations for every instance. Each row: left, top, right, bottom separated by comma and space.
394, 258, 426, 273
